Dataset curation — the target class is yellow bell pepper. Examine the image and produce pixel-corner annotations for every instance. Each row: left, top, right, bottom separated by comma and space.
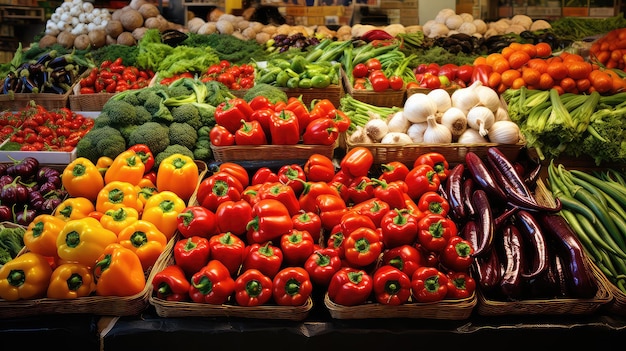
94, 243, 145, 297
46, 262, 96, 299
100, 206, 140, 236
96, 156, 114, 177
137, 179, 158, 208
95, 181, 144, 214
117, 220, 167, 271
23, 214, 67, 258
56, 217, 118, 267
140, 191, 186, 241
62, 157, 105, 202
0, 252, 53, 301
104, 150, 146, 186
156, 154, 199, 203
54, 197, 96, 222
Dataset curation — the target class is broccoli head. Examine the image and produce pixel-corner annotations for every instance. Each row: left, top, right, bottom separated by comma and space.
193, 146, 212, 161
0, 225, 25, 259
243, 83, 287, 105
76, 126, 127, 163
171, 104, 202, 130
154, 144, 195, 168
169, 122, 198, 150
192, 102, 216, 127
119, 124, 139, 142
93, 113, 112, 128
128, 121, 170, 155
167, 83, 193, 99
144, 92, 173, 123
205, 80, 235, 106
0, 247, 12, 265
101, 99, 138, 126
135, 105, 152, 124
110, 88, 141, 106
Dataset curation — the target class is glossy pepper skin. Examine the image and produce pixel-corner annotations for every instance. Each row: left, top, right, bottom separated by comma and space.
46, 262, 96, 299
303, 154, 336, 183
350, 198, 391, 228
327, 267, 373, 306
246, 199, 293, 244
373, 265, 412, 305
215, 98, 253, 134
62, 157, 104, 202
215, 162, 250, 188
156, 154, 199, 203
292, 211, 322, 244
340, 147, 373, 178
347, 176, 374, 205
298, 181, 341, 214
117, 220, 168, 271
269, 109, 300, 145
411, 266, 449, 303
94, 243, 146, 297
280, 229, 316, 267
380, 208, 420, 249
446, 271, 476, 299
189, 259, 236, 304
56, 217, 118, 267
381, 244, 423, 278
99, 206, 140, 236
23, 214, 66, 257
316, 193, 348, 231
152, 264, 191, 301
214, 200, 252, 237
208, 232, 245, 277
234, 268, 273, 307
210, 124, 235, 146
417, 191, 450, 217
440, 236, 474, 272
405, 164, 441, 201
344, 227, 383, 268
379, 161, 410, 183
414, 152, 450, 181
175, 235, 211, 277
258, 182, 301, 217
276, 164, 306, 197
417, 213, 458, 253
95, 181, 144, 214
0, 252, 52, 301
104, 149, 146, 186
251, 167, 279, 186
304, 248, 342, 287
54, 197, 96, 222
272, 267, 313, 306
127, 144, 155, 173
196, 171, 243, 212
141, 191, 187, 241
302, 117, 339, 146
242, 242, 283, 279
371, 179, 407, 211
176, 206, 218, 239
235, 119, 267, 145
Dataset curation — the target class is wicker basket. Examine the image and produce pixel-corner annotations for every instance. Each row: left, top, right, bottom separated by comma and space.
590, 261, 626, 316
324, 292, 476, 320
344, 137, 526, 165
149, 233, 313, 321
0, 89, 71, 111
0, 236, 175, 318
69, 82, 115, 111
211, 140, 337, 162
341, 70, 405, 108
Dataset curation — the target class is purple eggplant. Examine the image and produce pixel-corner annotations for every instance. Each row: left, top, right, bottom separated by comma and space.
37, 167, 62, 188
500, 223, 526, 300
14, 204, 36, 226
515, 210, 549, 280
28, 190, 45, 211
0, 175, 13, 188
0, 204, 11, 221
470, 189, 494, 258
6, 156, 39, 180
41, 197, 62, 214
465, 151, 507, 201
1, 176, 29, 205
445, 163, 466, 222
38, 181, 58, 195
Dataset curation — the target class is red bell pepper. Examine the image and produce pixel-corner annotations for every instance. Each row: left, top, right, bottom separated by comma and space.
340, 147, 373, 178
127, 143, 155, 173
216, 162, 250, 188
470, 64, 493, 86
251, 167, 279, 186
173, 236, 211, 277
242, 242, 283, 279
196, 171, 244, 212
327, 267, 373, 306
304, 247, 342, 287
417, 191, 450, 217
246, 199, 294, 244
248, 95, 275, 111
330, 109, 351, 133
417, 213, 458, 252
210, 124, 235, 146
176, 205, 218, 239
446, 271, 477, 299
242, 184, 263, 207
405, 164, 441, 201
283, 96, 313, 135
298, 181, 341, 213
344, 227, 383, 268
280, 229, 316, 267
302, 118, 339, 146
411, 266, 449, 303
277, 164, 306, 196
152, 264, 191, 301
215, 98, 254, 134
272, 267, 313, 306
373, 265, 412, 305
292, 211, 323, 244
309, 98, 336, 120
258, 182, 301, 217
235, 119, 267, 145
378, 161, 409, 183
215, 199, 253, 237
303, 154, 336, 183
440, 236, 474, 272
381, 244, 423, 278
332, 169, 355, 187
316, 193, 348, 231
414, 152, 450, 181
347, 176, 374, 205
249, 108, 275, 140
189, 259, 236, 304
339, 209, 375, 234
234, 268, 274, 307
208, 232, 246, 276
269, 109, 300, 145
326, 226, 346, 259
371, 179, 407, 211
350, 198, 391, 228
380, 208, 420, 249
403, 193, 422, 216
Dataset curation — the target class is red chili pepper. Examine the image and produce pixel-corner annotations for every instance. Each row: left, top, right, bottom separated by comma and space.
380, 208, 420, 249
405, 164, 441, 201
440, 236, 475, 272
303, 154, 336, 183
411, 266, 449, 303
173, 236, 211, 277
381, 244, 423, 278
302, 117, 339, 146
152, 265, 191, 301
242, 242, 284, 279
251, 167, 279, 185
272, 267, 313, 306
417, 213, 458, 252
373, 265, 412, 305
269, 109, 300, 145
234, 268, 274, 307
327, 267, 373, 306
176, 206, 218, 239
446, 271, 477, 299
280, 229, 316, 267
304, 247, 342, 287
417, 191, 450, 217
246, 199, 293, 244
208, 232, 246, 277
414, 152, 450, 181
292, 211, 323, 244
189, 260, 236, 304
215, 199, 253, 237
344, 227, 383, 268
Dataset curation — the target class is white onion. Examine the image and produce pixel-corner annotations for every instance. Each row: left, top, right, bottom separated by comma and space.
457, 128, 487, 144
407, 122, 427, 143
427, 88, 452, 114
403, 93, 438, 124
440, 107, 468, 140
487, 120, 521, 144
423, 115, 452, 144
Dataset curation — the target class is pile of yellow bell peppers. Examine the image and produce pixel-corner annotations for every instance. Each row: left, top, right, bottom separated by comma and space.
0, 146, 201, 301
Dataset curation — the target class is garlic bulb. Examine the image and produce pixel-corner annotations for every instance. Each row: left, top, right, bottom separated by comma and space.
423, 115, 452, 144
475, 85, 501, 113
407, 122, 427, 143
349, 126, 373, 144
440, 107, 467, 140
451, 81, 481, 114
457, 128, 488, 144
381, 132, 413, 145
487, 120, 521, 144
365, 115, 389, 142
427, 88, 452, 114
494, 106, 511, 121
466, 105, 495, 137
387, 111, 411, 133
403, 93, 438, 124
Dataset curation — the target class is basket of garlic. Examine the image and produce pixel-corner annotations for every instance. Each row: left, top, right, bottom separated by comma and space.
340, 82, 526, 165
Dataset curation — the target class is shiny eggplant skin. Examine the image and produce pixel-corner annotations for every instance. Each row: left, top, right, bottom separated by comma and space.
465, 151, 507, 201
487, 147, 536, 201
470, 189, 494, 258
515, 210, 549, 279
538, 213, 598, 299
462, 178, 476, 219
472, 246, 501, 294
445, 163, 466, 222
500, 224, 525, 300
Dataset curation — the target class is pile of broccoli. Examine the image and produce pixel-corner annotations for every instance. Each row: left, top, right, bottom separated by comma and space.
76, 78, 236, 165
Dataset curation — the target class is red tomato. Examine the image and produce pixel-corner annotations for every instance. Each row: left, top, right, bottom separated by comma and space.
352, 63, 369, 78
421, 74, 441, 89
388, 75, 404, 90
217, 72, 236, 88
370, 75, 390, 92
366, 58, 382, 72
456, 64, 474, 84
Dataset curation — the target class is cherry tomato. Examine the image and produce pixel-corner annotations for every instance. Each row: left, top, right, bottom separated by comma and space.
217, 72, 236, 88
388, 75, 404, 90
352, 63, 369, 78
370, 75, 390, 92
366, 58, 382, 72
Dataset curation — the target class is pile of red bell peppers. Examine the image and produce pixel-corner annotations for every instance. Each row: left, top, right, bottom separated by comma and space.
152, 148, 478, 307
